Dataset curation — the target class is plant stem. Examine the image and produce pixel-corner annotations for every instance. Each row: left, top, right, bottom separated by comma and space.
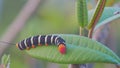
71, 0, 106, 68
80, 0, 107, 67
88, 0, 106, 38
80, 27, 88, 36
88, 27, 94, 38
69, 28, 88, 68
70, 0, 88, 68
79, 27, 89, 68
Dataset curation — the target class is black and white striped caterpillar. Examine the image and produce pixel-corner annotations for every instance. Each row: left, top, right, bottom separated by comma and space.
16, 35, 66, 54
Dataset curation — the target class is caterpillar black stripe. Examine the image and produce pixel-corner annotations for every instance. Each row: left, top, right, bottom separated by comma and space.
16, 35, 66, 54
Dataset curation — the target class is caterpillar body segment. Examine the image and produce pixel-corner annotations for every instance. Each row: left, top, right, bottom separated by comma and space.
16, 35, 66, 54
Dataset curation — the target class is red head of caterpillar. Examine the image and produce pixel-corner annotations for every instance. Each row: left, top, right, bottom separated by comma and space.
16, 35, 66, 54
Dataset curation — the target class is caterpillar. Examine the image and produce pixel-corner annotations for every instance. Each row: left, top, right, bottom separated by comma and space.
16, 35, 66, 54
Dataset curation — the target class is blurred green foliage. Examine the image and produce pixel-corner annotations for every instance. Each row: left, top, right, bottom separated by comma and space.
1, 54, 10, 68
0, 0, 26, 36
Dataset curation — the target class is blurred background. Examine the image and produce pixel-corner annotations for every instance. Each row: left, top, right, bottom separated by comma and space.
0, 0, 120, 68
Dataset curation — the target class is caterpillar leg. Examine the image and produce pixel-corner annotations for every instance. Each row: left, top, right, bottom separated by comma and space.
45, 44, 48, 46
38, 44, 42, 46
32, 45, 36, 48
58, 44, 66, 54
26, 47, 30, 50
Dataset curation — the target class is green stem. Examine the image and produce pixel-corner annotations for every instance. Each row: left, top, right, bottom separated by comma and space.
80, 27, 88, 37
88, 0, 106, 38
69, 27, 88, 68
77, 27, 88, 68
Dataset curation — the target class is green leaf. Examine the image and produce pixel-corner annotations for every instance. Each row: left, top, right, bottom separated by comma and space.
61, 34, 120, 61
26, 34, 120, 64
77, 0, 88, 27
95, 13, 120, 30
